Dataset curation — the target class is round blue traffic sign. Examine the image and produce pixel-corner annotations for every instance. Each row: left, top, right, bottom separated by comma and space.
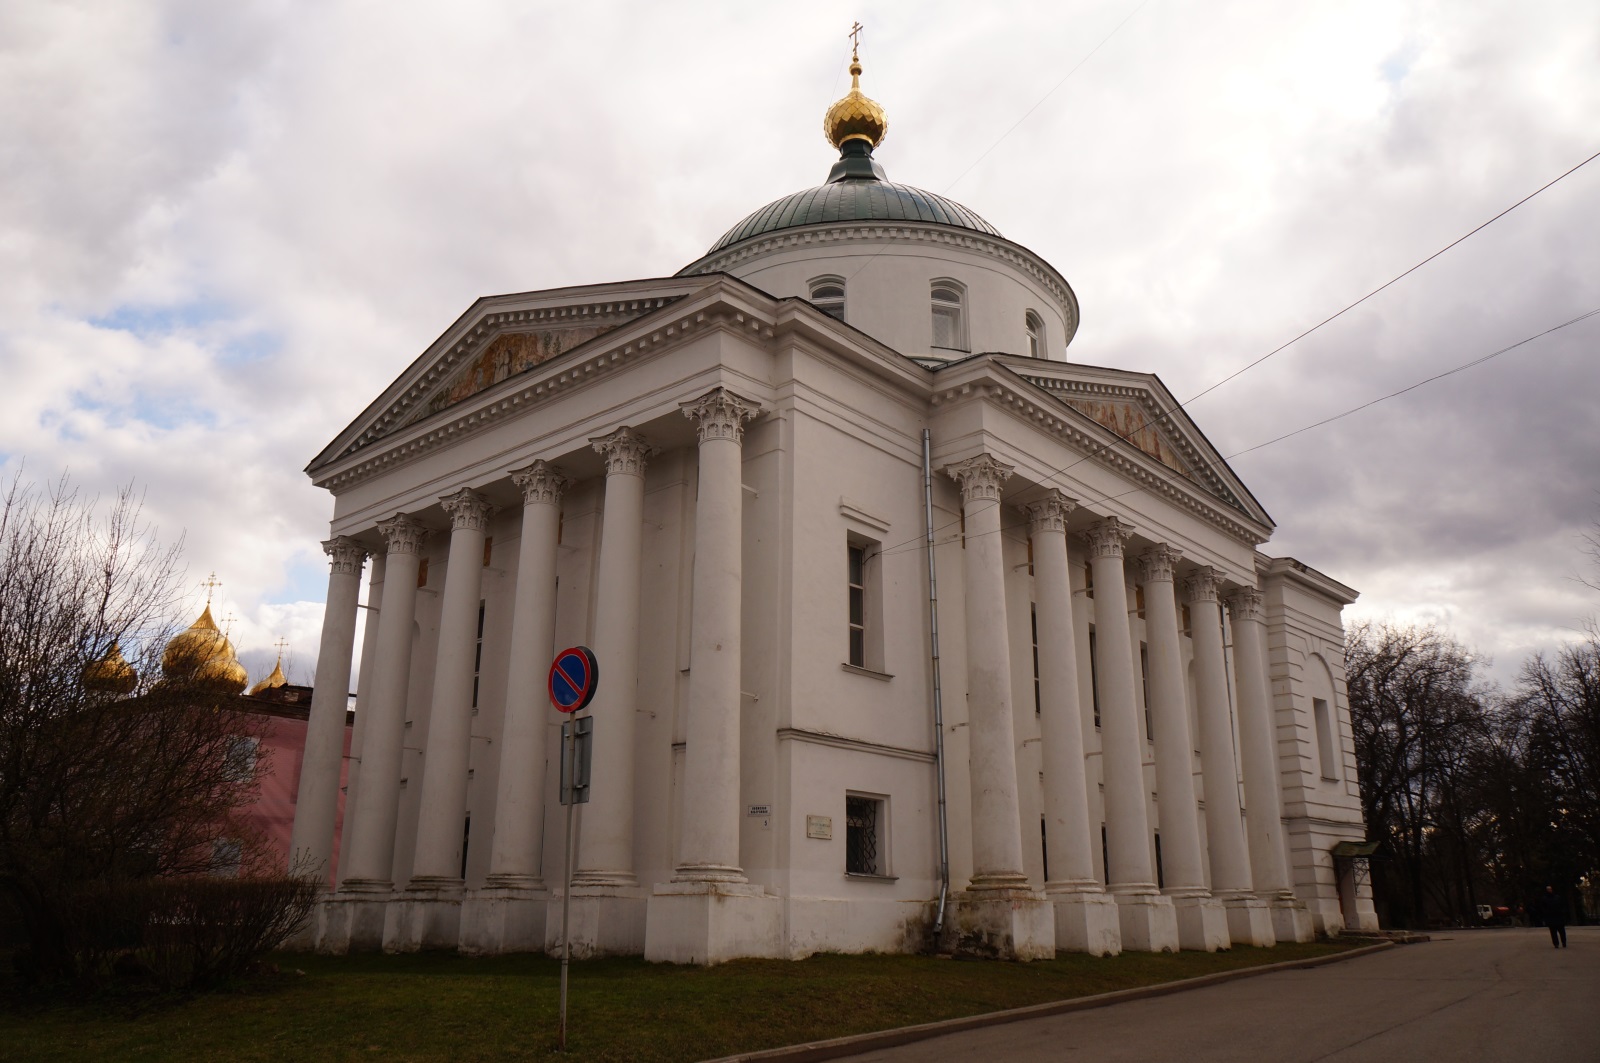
548, 646, 599, 714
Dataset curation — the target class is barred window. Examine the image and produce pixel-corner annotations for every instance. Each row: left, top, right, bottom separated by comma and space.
846, 794, 882, 876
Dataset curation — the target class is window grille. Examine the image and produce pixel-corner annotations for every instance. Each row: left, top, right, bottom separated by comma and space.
846, 795, 880, 875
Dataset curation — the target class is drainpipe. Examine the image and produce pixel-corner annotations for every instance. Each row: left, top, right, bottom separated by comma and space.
922, 429, 951, 940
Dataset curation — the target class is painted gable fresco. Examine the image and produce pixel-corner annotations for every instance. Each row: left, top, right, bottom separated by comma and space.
1061, 397, 1187, 473
414, 324, 610, 423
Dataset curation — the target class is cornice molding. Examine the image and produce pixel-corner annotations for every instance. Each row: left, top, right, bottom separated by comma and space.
683, 222, 1079, 343
931, 377, 1270, 546
314, 304, 776, 493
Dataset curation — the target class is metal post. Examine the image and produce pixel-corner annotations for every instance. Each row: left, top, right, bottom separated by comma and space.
558, 722, 577, 1051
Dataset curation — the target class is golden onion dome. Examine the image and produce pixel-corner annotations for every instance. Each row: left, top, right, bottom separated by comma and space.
161, 605, 235, 678
83, 641, 137, 694
823, 52, 887, 151
249, 658, 288, 696
193, 652, 249, 695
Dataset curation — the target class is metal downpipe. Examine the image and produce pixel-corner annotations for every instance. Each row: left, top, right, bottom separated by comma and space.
922, 429, 951, 940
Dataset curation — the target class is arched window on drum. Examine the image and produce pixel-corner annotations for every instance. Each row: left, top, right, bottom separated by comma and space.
931, 281, 968, 352
1025, 310, 1046, 358
809, 276, 847, 321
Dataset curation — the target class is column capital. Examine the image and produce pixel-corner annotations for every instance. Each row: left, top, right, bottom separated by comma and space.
1226, 586, 1265, 623
1023, 490, 1076, 535
681, 388, 760, 445
1083, 516, 1133, 560
440, 487, 495, 532
944, 454, 1013, 504
377, 514, 428, 556
1137, 544, 1183, 584
322, 536, 368, 576
591, 426, 654, 477
1182, 566, 1221, 604
510, 460, 571, 507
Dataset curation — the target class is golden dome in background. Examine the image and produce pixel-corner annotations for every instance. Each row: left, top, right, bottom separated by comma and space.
194, 652, 249, 695
83, 641, 137, 694
161, 604, 235, 678
249, 657, 288, 696
823, 50, 888, 151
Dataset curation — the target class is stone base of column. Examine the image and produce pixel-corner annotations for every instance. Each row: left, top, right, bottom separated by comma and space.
642, 880, 784, 965
1046, 887, 1122, 956
1111, 890, 1180, 953
1167, 891, 1230, 952
384, 877, 466, 953
316, 883, 393, 954
545, 885, 648, 958
1219, 893, 1275, 947
459, 886, 550, 955
942, 888, 1056, 961
1268, 896, 1317, 943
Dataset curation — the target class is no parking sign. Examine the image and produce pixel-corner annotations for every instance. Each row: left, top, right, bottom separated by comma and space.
548, 646, 598, 713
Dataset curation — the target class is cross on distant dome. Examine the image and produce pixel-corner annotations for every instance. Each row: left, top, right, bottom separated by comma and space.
274, 637, 290, 660
201, 572, 222, 605
849, 21, 863, 59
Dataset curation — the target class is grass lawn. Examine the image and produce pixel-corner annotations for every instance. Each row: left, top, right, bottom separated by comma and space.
2, 940, 1361, 1062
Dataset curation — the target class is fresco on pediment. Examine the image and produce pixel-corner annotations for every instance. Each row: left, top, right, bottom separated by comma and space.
421, 325, 611, 420
1062, 398, 1188, 475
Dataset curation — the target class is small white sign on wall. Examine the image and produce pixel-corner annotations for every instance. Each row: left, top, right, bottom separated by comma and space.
805, 815, 833, 841
747, 804, 772, 817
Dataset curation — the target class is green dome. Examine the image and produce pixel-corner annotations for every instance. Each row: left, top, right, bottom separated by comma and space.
702, 142, 1000, 256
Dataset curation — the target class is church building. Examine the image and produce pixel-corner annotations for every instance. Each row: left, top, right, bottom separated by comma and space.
291, 48, 1379, 962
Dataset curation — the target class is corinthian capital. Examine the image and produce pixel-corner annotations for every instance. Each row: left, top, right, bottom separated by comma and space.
1182, 566, 1220, 604
440, 487, 495, 532
322, 536, 368, 577
1083, 517, 1133, 560
944, 454, 1013, 504
510, 460, 571, 507
591, 426, 654, 477
377, 514, 428, 556
1022, 490, 1076, 535
1225, 587, 1265, 623
681, 388, 760, 446
1137, 544, 1182, 584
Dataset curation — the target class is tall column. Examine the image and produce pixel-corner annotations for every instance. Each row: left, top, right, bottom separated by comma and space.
645, 393, 782, 964
574, 428, 652, 889
937, 456, 1052, 960
338, 514, 427, 891
337, 553, 385, 888
675, 389, 758, 881
1086, 518, 1178, 952
1183, 568, 1271, 945
1139, 546, 1228, 951
1025, 492, 1120, 956
485, 462, 569, 889
289, 537, 366, 884
408, 488, 495, 887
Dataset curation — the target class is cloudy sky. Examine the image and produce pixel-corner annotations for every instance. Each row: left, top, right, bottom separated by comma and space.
3, 0, 1596, 686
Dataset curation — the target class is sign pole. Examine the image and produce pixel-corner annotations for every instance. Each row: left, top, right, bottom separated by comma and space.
559, 721, 577, 1052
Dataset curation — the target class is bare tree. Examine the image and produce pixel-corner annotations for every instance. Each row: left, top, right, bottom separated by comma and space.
0, 472, 279, 989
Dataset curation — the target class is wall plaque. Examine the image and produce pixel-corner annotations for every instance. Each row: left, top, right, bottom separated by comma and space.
805, 815, 833, 841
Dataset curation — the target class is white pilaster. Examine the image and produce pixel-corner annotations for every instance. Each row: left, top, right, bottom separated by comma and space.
1228, 587, 1315, 943
941, 455, 1053, 960
1139, 547, 1227, 952
1086, 518, 1178, 953
390, 489, 495, 952
322, 514, 426, 953
288, 537, 366, 885
462, 462, 568, 954
1025, 492, 1120, 956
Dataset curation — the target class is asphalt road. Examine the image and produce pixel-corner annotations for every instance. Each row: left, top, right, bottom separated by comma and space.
849, 927, 1600, 1063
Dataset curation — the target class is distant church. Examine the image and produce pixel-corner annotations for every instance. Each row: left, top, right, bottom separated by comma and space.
291, 46, 1379, 961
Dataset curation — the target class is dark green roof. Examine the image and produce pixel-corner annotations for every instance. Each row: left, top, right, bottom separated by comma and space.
705, 148, 1001, 255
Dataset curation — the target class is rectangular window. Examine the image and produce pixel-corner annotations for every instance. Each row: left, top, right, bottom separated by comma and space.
416, 557, 429, 587
482, 537, 493, 567
932, 305, 961, 348
224, 736, 259, 783
1089, 627, 1101, 728
472, 600, 486, 712
846, 794, 884, 876
1314, 698, 1340, 780
1140, 643, 1151, 740
1154, 832, 1164, 889
848, 545, 866, 668
1100, 824, 1109, 885
1031, 603, 1041, 715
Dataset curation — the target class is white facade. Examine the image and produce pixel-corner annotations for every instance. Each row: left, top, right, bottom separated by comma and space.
290, 107, 1378, 963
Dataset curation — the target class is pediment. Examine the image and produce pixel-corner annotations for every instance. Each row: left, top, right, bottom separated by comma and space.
1005, 360, 1271, 527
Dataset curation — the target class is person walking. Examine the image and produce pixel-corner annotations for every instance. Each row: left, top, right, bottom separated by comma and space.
1539, 885, 1569, 948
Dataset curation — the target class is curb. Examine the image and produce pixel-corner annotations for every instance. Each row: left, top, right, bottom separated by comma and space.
702, 941, 1398, 1063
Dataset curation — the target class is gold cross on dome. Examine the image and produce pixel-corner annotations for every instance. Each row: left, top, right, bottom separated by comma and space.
274, 637, 290, 661
849, 21, 863, 59
201, 571, 222, 605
